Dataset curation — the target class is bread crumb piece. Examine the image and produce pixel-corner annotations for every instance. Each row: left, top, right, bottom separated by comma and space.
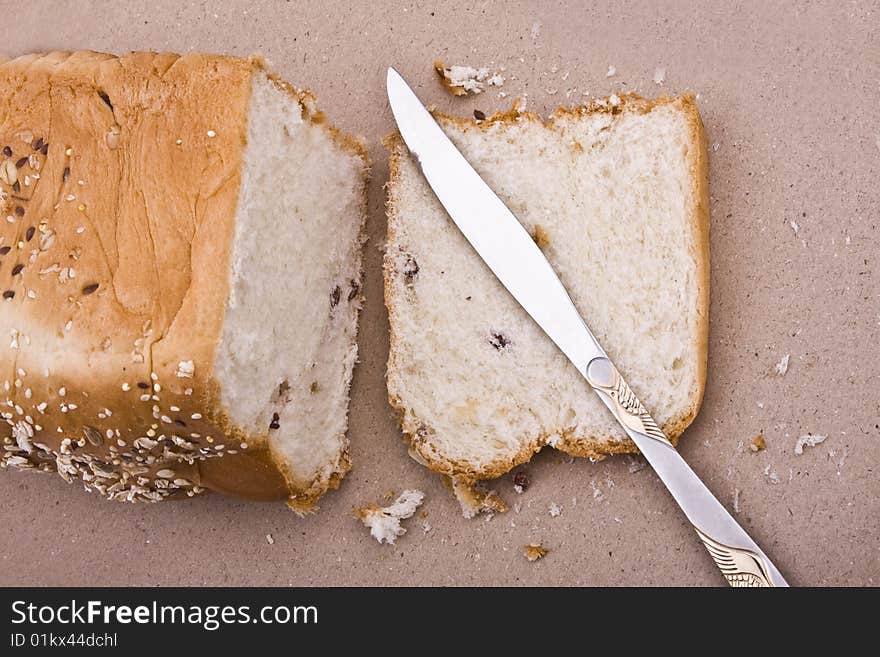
422, 520, 431, 533
513, 469, 530, 493
653, 66, 666, 85
450, 477, 507, 518
265, 533, 274, 545
763, 464, 781, 484
355, 489, 425, 545
524, 544, 548, 562
532, 224, 550, 249
732, 488, 741, 513
606, 64, 617, 77
774, 354, 790, 376
789, 220, 800, 235
434, 60, 505, 96
549, 502, 562, 517
627, 456, 647, 473
749, 434, 766, 452
794, 434, 826, 455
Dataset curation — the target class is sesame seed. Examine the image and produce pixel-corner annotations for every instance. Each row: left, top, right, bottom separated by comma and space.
206, 130, 216, 138
76, 226, 85, 234
11, 264, 24, 275
67, 403, 77, 410
65, 194, 76, 202
169, 405, 180, 412
190, 413, 202, 420
121, 382, 131, 391
58, 387, 66, 397
160, 415, 172, 424
150, 372, 158, 381
153, 383, 161, 392
24, 388, 31, 399
139, 394, 151, 402
64, 320, 73, 332
156, 469, 175, 479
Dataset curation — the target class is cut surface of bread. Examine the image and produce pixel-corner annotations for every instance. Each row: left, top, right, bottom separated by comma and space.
385, 94, 709, 495
0, 51, 367, 511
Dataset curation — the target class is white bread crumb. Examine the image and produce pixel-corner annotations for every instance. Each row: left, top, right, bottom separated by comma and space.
265, 533, 274, 545
653, 66, 666, 85
774, 354, 790, 375
732, 488, 741, 513
794, 434, 826, 455
606, 64, 617, 77
549, 502, 562, 517
356, 489, 425, 545
524, 544, 547, 561
627, 456, 647, 473
422, 520, 432, 533
790, 220, 800, 235
763, 464, 781, 484
434, 61, 505, 96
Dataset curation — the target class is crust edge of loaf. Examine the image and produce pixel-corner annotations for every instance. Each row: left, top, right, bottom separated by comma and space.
383, 92, 709, 484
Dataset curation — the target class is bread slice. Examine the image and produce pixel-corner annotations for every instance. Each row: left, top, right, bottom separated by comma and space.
0, 51, 367, 512
384, 94, 709, 512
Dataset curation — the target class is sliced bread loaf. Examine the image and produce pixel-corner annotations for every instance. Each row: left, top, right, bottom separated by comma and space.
385, 95, 709, 513
0, 51, 367, 512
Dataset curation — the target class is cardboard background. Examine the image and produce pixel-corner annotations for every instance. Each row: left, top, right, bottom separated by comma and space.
1, 0, 877, 586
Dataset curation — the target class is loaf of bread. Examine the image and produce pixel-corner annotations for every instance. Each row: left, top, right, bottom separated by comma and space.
385, 95, 709, 515
0, 51, 367, 511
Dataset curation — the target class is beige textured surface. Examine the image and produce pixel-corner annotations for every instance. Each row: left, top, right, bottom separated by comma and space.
1, 0, 877, 586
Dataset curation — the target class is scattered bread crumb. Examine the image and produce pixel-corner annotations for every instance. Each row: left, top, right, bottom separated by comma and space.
763, 464, 781, 484
422, 520, 432, 534
732, 488, 741, 513
794, 434, 827, 455
434, 60, 505, 96
266, 533, 274, 545
653, 66, 666, 85
549, 502, 562, 517
532, 224, 551, 249
513, 469, 530, 494
774, 354, 790, 376
627, 456, 647, 473
606, 64, 617, 77
789, 219, 800, 235
749, 434, 766, 452
524, 544, 548, 562
449, 477, 507, 518
355, 489, 425, 545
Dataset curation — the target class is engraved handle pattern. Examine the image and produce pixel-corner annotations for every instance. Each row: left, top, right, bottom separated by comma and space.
585, 357, 672, 446
585, 356, 781, 587
696, 528, 773, 587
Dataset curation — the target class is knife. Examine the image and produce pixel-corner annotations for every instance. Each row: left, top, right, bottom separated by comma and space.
387, 67, 788, 587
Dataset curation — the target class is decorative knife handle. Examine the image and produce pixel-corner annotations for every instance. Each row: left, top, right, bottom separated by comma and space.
585, 356, 787, 588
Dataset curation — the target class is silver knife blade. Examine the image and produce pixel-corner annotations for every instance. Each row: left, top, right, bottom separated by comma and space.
387, 67, 788, 587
